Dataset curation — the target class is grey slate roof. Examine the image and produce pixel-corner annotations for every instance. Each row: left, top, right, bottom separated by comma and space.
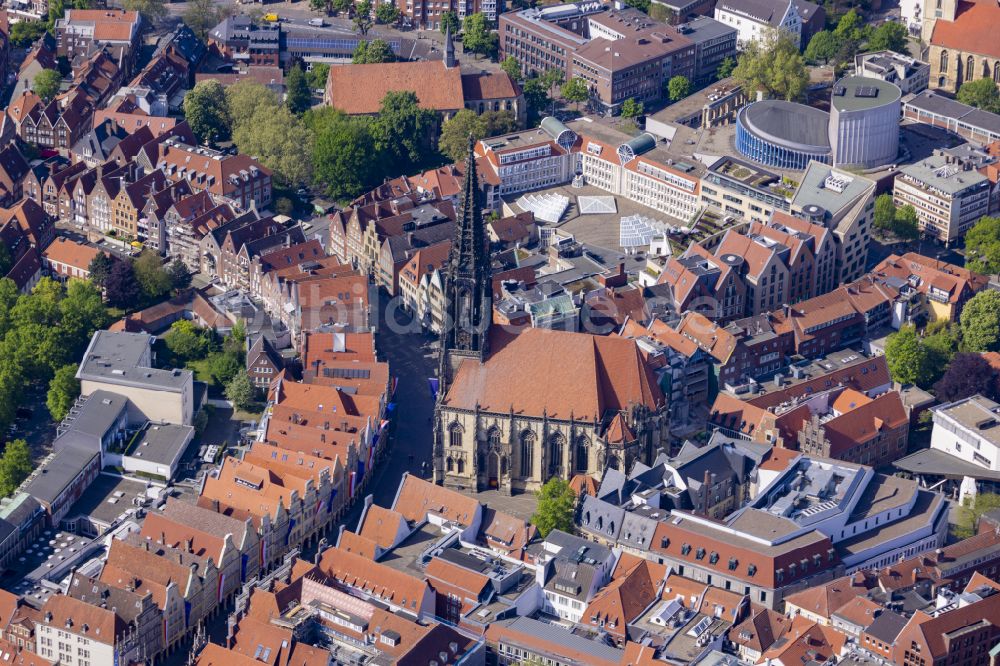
77, 330, 191, 392
717, 0, 790, 25
864, 609, 908, 644
23, 446, 100, 505
125, 422, 194, 466
495, 616, 624, 663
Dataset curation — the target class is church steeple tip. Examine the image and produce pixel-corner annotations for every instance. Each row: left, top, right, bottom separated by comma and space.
444, 24, 456, 69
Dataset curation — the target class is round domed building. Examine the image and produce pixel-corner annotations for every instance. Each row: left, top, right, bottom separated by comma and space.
735, 100, 832, 170
735, 76, 901, 171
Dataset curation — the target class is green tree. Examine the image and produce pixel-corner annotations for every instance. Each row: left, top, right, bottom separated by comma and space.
732, 31, 809, 101
483, 110, 518, 136
353, 0, 373, 35
123, 0, 167, 23
32, 69, 62, 103
164, 320, 209, 362
500, 56, 521, 82
561, 77, 589, 110
531, 478, 577, 538
894, 204, 919, 240
885, 325, 932, 386
208, 351, 243, 386
0, 440, 33, 498
439, 10, 459, 36
133, 250, 171, 301
874, 193, 897, 233
955, 493, 1000, 539
0, 243, 12, 278
352, 38, 395, 63
46, 0, 64, 28
225, 371, 257, 410
309, 109, 380, 201
667, 74, 690, 101
833, 9, 865, 41
105, 260, 140, 310
462, 12, 497, 58
961, 290, 1000, 352
9, 21, 47, 48
868, 21, 908, 53
87, 253, 113, 290
224, 320, 247, 356
310, 0, 335, 14
182, 0, 224, 39
804, 30, 838, 64
522, 77, 550, 118
168, 259, 192, 292
0, 279, 19, 340
225, 81, 281, 133
47, 364, 80, 422
965, 216, 1000, 274
716, 56, 736, 79
375, 2, 399, 24
371, 90, 436, 168
620, 97, 644, 120
648, 2, 673, 22
60, 280, 109, 359
438, 109, 487, 162
957, 78, 1000, 114
306, 63, 331, 90
285, 63, 312, 115
183, 80, 231, 144
234, 106, 314, 186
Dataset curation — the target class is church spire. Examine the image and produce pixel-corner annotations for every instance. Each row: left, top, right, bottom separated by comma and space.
444, 23, 456, 68
438, 135, 491, 387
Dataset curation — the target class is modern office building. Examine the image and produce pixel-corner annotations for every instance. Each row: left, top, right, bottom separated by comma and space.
499, 3, 704, 113
675, 16, 738, 85
735, 100, 832, 170
893, 154, 990, 244
828, 76, 901, 169
791, 161, 876, 284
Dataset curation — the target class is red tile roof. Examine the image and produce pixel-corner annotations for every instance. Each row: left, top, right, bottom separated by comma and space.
444, 327, 662, 420
930, 0, 1000, 58
325, 61, 464, 115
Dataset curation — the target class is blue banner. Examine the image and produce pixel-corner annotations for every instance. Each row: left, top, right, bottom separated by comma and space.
429, 377, 439, 399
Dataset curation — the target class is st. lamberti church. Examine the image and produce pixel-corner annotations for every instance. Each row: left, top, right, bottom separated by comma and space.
432, 138, 668, 495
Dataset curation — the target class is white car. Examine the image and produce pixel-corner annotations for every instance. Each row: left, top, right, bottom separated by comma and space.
308, 18, 325, 26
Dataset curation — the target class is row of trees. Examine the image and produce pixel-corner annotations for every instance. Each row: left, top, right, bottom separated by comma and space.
88, 251, 190, 310
885, 290, 1000, 392
183, 78, 440, 199
0, 276, 110, 433
804, 10, 908, 67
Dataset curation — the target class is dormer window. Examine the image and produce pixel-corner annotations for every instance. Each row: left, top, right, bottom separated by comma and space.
681, 543, 691, 556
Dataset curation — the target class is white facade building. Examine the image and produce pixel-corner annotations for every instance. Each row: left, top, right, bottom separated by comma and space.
714, 0, 802, 48
931, 395, 1000, 472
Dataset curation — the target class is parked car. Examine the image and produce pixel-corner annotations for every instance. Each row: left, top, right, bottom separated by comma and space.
308, 18, 325, 26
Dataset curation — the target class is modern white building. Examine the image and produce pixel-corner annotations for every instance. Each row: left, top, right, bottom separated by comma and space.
714, 0, 805, 47
931, 396, 1000, 473
744, 456, 948, 572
